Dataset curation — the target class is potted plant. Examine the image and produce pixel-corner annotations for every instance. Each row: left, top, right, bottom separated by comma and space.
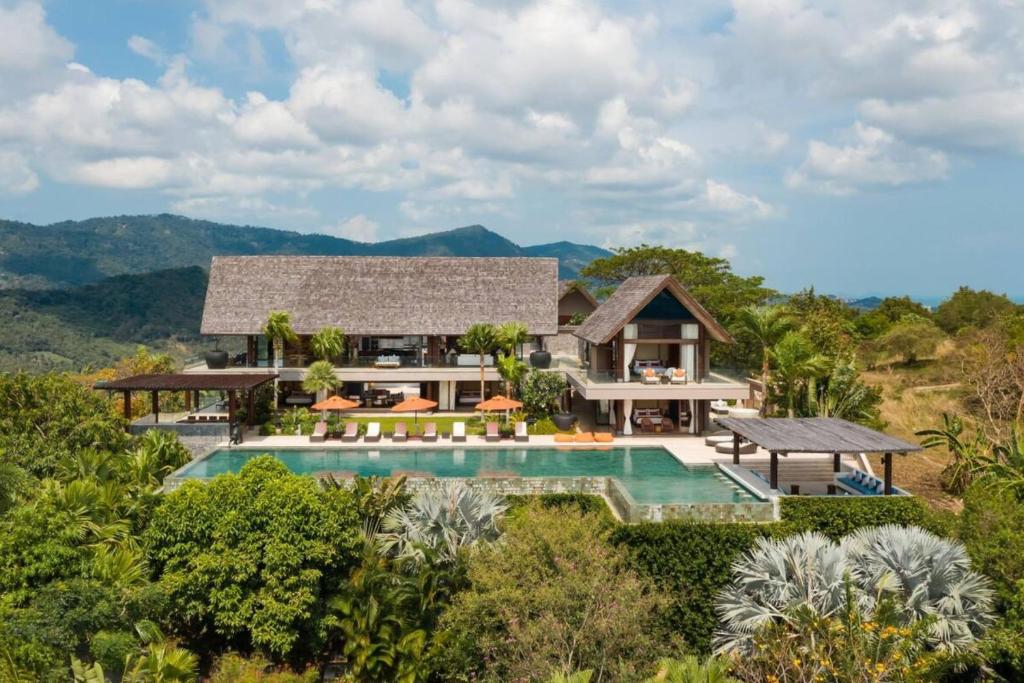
552, 412, 577, 431
529, 348, 551, 368
205, 349, 229, 369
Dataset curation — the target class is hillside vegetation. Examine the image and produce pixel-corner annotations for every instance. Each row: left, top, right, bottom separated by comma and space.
0, 215, 608, 289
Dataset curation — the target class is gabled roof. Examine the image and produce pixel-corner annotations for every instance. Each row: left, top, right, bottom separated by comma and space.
201, 256, 559, 336
574, 274, 733, 345
558, 280, 598, 308
714, 417, 922, 454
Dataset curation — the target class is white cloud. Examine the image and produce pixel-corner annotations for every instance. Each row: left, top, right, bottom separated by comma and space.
787, 122, 949, 194
694, 179, 776, 220
127, 35, 166, 64
320, 214, 380, 242
0, 1, 73, 99
0, 150, 38, 194
69, 156, 177, 189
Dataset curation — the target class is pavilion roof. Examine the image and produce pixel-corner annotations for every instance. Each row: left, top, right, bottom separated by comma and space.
95, 373, 277, 392
714, 417, 922, 454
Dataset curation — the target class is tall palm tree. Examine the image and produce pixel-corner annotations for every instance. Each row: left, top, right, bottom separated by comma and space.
770, 331, 829, 417
459, 323, 499, 401
310, 326, 345, 363
263, 311, 297, 406
262, 311, 297, 369
734, 305, 792, 415
303, 360, 339, 403
497, 321, 530, 359
496, 352, 528, 398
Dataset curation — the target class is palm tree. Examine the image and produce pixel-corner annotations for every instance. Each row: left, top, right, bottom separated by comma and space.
310, 326, 345, 363
716, 527, 993, 655
647, 656, 739, 683
459, 323, 499, 401
377, 481, 507, 564
497, 321, 530, 359
769, 331, 829, 417
124, 642, 198, 683
734, 305, 792, 415
303, 360, 339, 403
262, 310, 297, 368
496, 352, 528, 398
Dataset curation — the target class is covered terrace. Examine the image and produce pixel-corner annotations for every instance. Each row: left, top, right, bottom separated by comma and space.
95, 373, 277, 431
716, 416, 922, 495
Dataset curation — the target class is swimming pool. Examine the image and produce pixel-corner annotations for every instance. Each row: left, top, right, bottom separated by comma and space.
173, 446, 757, 505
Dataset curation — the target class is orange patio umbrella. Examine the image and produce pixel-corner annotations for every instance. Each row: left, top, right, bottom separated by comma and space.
391, 396, 438, 426
312, 395, 359, 422
475, 395, 523, 421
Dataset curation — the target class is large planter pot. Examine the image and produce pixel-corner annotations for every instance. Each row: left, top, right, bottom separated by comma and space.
552, 412, 577, 431
529, 350, 551, 369
205, 350, 229, 369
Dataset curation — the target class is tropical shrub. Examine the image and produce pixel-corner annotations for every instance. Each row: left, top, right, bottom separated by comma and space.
144, 456, 362, 661
770, 331, 830, 417
506, 492, 612, 520
527, 416, 560, 434
521, 369, 567, 418
778, 496, 933, 539
309, 326, 345, 362
438, 505, 672, 681
302, 359, 339, 398
916, 413, 990, 495
715, 528, 993, 656
208, 652, 318, 682
877, 314, 945, 364
377, 481, 507, 564
648, 656, 739, 682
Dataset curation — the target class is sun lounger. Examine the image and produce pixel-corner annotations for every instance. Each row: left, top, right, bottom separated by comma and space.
392, 422, 408, 443
574, 432, 595, 443
452, 421, 466, 442
310, 420, 327, 443
485, 422, 500, 442
514, 421, 529, 442
594, 432, 613, 443
341, 422, 358, 442
365, 422, 381, 442
423, 422, 438, 442
554, 433, 574, 443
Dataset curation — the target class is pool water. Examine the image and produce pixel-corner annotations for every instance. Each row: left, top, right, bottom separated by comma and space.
176, 446, 756, 505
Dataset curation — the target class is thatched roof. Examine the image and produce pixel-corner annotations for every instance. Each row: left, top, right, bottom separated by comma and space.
574, 275, 733, 345
715, 417, 922, 454
201, 256, 559, 336
558, 280, 598, 308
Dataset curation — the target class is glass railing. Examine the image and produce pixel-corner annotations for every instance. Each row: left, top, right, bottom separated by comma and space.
570, 367, 749, 385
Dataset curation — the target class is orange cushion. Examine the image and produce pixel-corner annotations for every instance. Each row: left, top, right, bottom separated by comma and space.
594, 433, 613, 443
574, 432, 595, 443
554, 433, 574, 443
673, 369, 685, 377
643, 368, 655, 377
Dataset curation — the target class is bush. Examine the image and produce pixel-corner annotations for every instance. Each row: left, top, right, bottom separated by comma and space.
610, 521, 776, 653
209, 652, 318, 682
520, 370, 567, 418
438, 505, 672, 681
144, 456, 362, 662
778, 495, 933, 539
90, 630, 138, 677
259, 421, 277, 436
527, 417, 562, 435
506, 493, 612, 522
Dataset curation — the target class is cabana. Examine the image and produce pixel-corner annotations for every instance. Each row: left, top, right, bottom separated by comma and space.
715, 416, 922, 494
95, 373, 278, 430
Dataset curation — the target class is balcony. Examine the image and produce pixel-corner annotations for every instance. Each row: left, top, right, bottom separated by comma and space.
565, 366, 751, 401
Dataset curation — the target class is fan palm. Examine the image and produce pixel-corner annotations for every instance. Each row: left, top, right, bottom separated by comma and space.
734, 305, 792, 415
843, 525, 994, 653
459, 323, 499, 401
378, 481, 507, 563
262, 310, 297, 368
310, 326, 345, 362
303, 359, 339, 402
770, 331, 829, 417
497, 321, 530, 359
647, 656, 739, 683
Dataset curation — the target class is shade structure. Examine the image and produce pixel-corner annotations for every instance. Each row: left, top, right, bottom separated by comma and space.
474, 395, 523, 412
391, 396, 438, 426
312, 395, 359, 412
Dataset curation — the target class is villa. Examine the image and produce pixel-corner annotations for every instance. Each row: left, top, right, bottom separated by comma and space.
193, 255, 752, 434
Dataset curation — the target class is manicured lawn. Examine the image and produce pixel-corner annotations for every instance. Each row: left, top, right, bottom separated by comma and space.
340, 415, 485, 435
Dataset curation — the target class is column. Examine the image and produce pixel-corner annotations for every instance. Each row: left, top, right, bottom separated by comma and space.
833, 453, 841, 473
151, 390, 159, 424
247, 389, 255, 427
883, 452, 893, 495
622, 398, 633, 436
227, 390, 236, 426
122, 390, 132, 429
733, 432, 741, 465
770, 451, 779, 490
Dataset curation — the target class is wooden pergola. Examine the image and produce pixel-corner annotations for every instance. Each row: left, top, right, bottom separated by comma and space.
715, 417, 922, 495
95, 373, 278, 430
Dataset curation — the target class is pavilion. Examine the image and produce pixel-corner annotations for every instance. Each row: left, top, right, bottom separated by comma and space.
716, 416, 922, 495
95, 373, 278, 430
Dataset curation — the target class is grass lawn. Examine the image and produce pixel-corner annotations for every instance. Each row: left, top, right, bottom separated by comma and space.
340, 415, 485, 435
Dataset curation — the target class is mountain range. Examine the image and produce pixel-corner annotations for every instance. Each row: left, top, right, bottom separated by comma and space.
0, 214, 608, 289
0, 215, 610, 372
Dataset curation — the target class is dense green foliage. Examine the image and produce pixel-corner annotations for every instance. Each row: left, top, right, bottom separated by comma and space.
521, 368, 568, 418
934, 286, 1021, 334
144, 457, 362, 661
778, 495, 934, 538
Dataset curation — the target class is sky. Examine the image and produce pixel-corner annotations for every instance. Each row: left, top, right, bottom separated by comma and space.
0, 0, 1022, 299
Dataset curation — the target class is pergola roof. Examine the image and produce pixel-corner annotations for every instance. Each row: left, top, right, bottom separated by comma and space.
715, 417, 922, 454
95, 373, 277, 392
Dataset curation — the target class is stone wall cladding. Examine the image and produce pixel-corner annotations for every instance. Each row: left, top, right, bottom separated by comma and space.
546, 328, 584, 359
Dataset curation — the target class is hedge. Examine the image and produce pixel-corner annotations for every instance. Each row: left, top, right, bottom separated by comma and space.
778, 495, 933, 539
505, 493, 613, 522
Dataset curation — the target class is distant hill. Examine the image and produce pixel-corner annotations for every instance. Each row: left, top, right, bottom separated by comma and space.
846, 296, 884, 311
0, 215, 608, 288
0, 267, 212, 373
